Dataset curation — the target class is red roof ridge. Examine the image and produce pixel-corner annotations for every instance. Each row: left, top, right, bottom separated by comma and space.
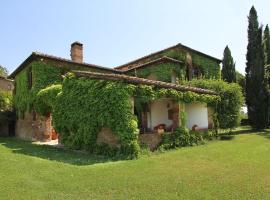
114, 43, 221, 70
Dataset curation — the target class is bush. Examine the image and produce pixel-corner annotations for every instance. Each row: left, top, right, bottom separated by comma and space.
184, 79, 244, 129
159, 127, 203, 150
201, 130, 216, 140
0, 91, 12, 111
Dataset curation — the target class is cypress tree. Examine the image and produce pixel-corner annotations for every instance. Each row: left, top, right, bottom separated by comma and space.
263, 25, 270, 84
245, 6, 269, 129
221, 46, 236, 83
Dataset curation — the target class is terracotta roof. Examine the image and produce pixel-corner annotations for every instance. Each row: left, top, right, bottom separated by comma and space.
72, 70, 217, 95
8, 52, 120, 79
122, 56, 184, 72
115, 43, 222, 70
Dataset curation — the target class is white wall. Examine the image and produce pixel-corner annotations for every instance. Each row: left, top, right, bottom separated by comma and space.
150, 99, 173, 130
185, 103, 208, 129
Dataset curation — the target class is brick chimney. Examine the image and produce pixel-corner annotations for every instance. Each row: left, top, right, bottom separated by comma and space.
70, 41, 83, 62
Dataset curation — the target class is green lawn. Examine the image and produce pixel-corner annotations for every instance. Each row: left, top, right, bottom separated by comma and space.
1, 128, 270, 199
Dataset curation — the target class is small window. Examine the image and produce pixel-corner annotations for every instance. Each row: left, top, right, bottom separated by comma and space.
171, 72, 177, 84
28, 68, 32, 89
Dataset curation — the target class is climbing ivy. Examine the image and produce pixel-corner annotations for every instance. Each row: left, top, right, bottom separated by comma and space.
13, 61, 62, 117
128, 62, 186, 82
41, 73, 219, 158
13, 60, 110, 117
184, 79, 244, 129
52, 74, 140, 158
191, 53, 221, 79
134, 85, 218, 105
35, 84, 62, 115
127, 47, 221, 82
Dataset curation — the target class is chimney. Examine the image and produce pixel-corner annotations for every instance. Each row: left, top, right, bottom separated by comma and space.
70, 41, 83, 62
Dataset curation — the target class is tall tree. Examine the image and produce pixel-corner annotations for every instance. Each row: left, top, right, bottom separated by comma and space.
245, 6, 269, 129
222, 46, 236, 83
263, 25, 270, 84
0, 65, 8, 77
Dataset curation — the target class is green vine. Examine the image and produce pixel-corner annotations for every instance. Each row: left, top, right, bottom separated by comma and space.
13, 61, 62, 117
127, 48, 220, 82
191, 53, 221, 79
52, 74, 140, 158
13, 60, 111, 117
128, 62, 186, 82
184, 79, 244, 129
40, 74, 219, 158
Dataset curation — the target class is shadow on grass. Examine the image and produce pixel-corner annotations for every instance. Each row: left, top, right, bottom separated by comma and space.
230, 126, 254, 135
219, 135, 235, 140
257, 129, 270, 139
0, 137, 118, 166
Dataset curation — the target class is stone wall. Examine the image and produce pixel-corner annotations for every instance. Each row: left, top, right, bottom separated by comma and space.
0, 77, 13, 92
138, 133, 162, 151
16, 112, 53, 141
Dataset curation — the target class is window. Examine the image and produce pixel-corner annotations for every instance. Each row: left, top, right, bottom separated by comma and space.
192, 66, 203, 79
28, 68, 32, 89
171, 71, 177, 84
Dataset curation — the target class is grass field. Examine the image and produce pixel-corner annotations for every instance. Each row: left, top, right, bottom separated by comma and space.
1, 128, 270, 199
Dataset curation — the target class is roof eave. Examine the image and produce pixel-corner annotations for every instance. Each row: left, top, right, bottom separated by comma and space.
8, 52, 120, 79
72, 70, 217, 95
114, 43, 222, 70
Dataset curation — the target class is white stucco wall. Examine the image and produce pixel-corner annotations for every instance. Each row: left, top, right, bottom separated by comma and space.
185, 103, 208, 129
149, 99, 173, 130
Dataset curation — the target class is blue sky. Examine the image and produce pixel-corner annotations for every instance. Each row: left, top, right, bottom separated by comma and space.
1, 0, 270, 75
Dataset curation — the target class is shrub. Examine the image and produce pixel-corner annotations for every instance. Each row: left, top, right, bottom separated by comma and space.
0, 91, 12, 111
201, 130, 216, 140
159, 127, 203, 150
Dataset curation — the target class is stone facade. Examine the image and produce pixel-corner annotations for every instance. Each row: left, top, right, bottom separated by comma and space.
16, 112, 53, 141
0, 76, 13, 92
138, 133, 163, 151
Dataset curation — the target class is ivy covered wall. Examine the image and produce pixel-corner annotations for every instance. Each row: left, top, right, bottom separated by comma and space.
52, 74, 140, 158
184, 79, 244, 129
13, 60, 110, 117
191, 53, 221, 79
127, 62, 186, 82
40, 73, 219, 157
14, 61, 62, 117
125, 47, 221, 82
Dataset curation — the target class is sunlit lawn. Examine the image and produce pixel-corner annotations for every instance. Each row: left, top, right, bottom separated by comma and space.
1, 127, 270, 199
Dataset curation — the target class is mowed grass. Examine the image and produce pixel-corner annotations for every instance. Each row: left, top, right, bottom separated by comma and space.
1, 128, 270, 199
